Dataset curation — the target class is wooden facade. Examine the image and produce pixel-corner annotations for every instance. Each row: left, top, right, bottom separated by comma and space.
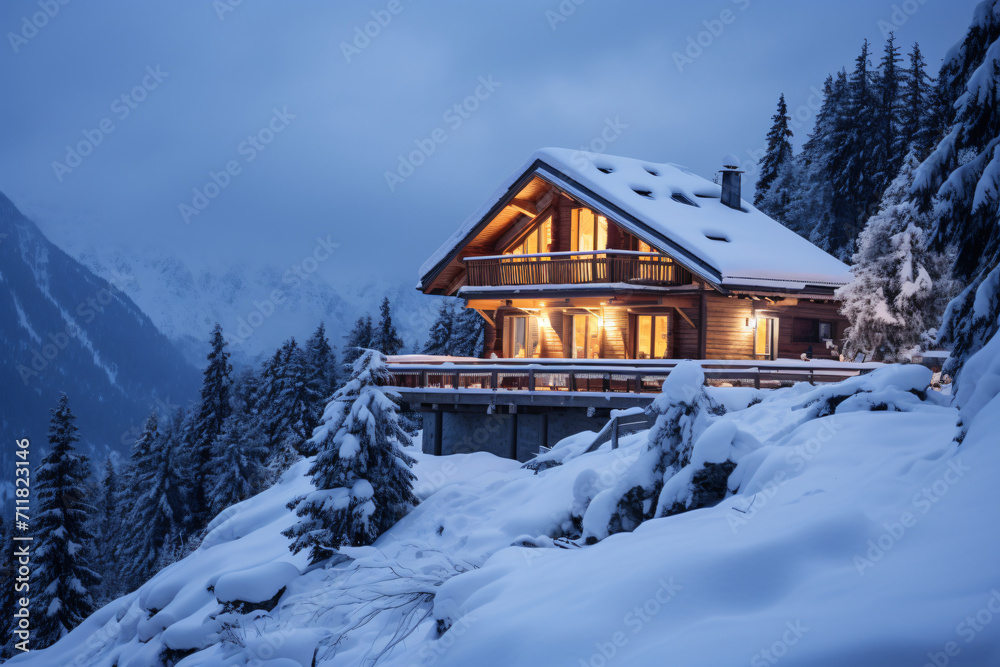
420, 167, 849, 363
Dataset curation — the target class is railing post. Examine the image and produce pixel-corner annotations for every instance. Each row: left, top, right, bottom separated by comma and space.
528, 369, 535, 391
611, 417, 620, 450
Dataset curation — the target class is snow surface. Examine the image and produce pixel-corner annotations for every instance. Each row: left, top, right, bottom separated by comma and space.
420, 148, 852, 289
16, 369, 1000, 667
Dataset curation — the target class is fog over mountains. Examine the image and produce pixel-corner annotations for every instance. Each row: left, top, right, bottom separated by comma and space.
0, 192, 198, 479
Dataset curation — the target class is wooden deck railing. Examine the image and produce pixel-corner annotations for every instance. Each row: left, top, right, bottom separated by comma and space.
464, 251, 690, 287
385, 357, 880, 393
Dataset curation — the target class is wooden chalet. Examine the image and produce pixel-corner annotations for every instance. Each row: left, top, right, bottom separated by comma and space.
417, 149, 852, 363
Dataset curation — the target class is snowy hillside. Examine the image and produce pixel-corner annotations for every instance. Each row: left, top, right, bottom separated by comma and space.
16, 363, 1000, 666
71, 245, 441, 366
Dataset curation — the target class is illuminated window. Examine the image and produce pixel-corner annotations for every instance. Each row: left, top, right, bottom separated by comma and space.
506, 216, 552, 256
635, 315, 669, 359
571, 209, 610, 252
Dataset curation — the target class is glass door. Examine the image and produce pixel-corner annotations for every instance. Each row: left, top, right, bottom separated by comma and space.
635, 315, 669, 359
572, 314, 601, 359
754, 317, 778, 360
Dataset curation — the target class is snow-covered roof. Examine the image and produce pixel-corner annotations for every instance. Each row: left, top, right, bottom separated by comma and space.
420, 148, 851, 292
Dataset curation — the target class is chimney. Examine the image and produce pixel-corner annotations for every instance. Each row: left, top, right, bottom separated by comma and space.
720, 154, 744, 211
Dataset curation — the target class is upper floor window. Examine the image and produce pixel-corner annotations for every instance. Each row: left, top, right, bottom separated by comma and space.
506, 216, 552, 256
572, 208, 609, 252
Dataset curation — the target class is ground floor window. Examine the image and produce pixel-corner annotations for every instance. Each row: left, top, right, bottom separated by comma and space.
792, 317, 835, 343
505, 315, 540, 358
572, 314, 601, 359
635, 314, 669, 359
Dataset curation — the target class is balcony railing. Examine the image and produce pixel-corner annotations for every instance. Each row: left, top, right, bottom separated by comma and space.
464, 250, 690, 287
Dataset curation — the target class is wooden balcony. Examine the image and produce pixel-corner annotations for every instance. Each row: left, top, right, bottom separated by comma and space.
464, 250, 690, 288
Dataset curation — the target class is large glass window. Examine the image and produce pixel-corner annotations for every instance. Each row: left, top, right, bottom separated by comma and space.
507, 217, 552, 256
635, 315, 669, 359
571, 209, 609, 252
572, 314, 600, 359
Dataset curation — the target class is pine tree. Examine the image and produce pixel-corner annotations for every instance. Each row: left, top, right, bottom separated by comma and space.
831, 40, 881, 256
260, 338, 318, 472
838, 153, 958, 361
342, 315, 374, 376
94, 458, 122, 603
208, 415, 268, 515
794, 70, 853, 253
190, 323, 233, 523
372, 297, 406, 356
874, 33, 905, 198
914, 3, 1000, 381
450, 308, 486, 358
902, 42, 933, 157
422, 300, 456, 355
123, 411, 189, 589
33, 393, 100, 648
754, 93, 794, 216
284, 350, 417, 564
305, 322, 339, 402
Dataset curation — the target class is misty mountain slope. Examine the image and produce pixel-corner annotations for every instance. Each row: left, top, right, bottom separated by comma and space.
16, 367, 1000, 667
0, 192, 198, 475
71, 246, 442, 366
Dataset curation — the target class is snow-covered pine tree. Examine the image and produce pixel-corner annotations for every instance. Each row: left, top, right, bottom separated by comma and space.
581, 362, 721, 541
422, 300, 456, 355
754, 93, 794, 217
208, 413, 268, 516
913, 0, 1000, 380
284, 349, 417, 564
305, 322, 339, 403
449, 307, 486, 358
372, 297, 405, 356
902, 42, 933, 157
264, 338, 318, 473
342, 315, 374, 377
190, 323, 233, 523
33, 393, 100, 648
838, 153, 958, 361
123, 411, 189, 589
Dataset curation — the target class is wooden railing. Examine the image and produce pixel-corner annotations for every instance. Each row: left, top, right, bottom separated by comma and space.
464, 251, 690, 287
385, 357, 880, 393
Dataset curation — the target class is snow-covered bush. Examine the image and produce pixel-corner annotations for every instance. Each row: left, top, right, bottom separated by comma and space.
284, 349, 417, 564
792, 364, 941, 417
581, 362, 734, 541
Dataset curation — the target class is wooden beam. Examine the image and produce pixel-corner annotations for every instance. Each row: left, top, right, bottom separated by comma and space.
509, 198, 537, 217
698, 283, 708, 360
472, 308, 495, 328
444, 270, 467, 295
493, 201, 557, 253
673, 306, 696, 329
